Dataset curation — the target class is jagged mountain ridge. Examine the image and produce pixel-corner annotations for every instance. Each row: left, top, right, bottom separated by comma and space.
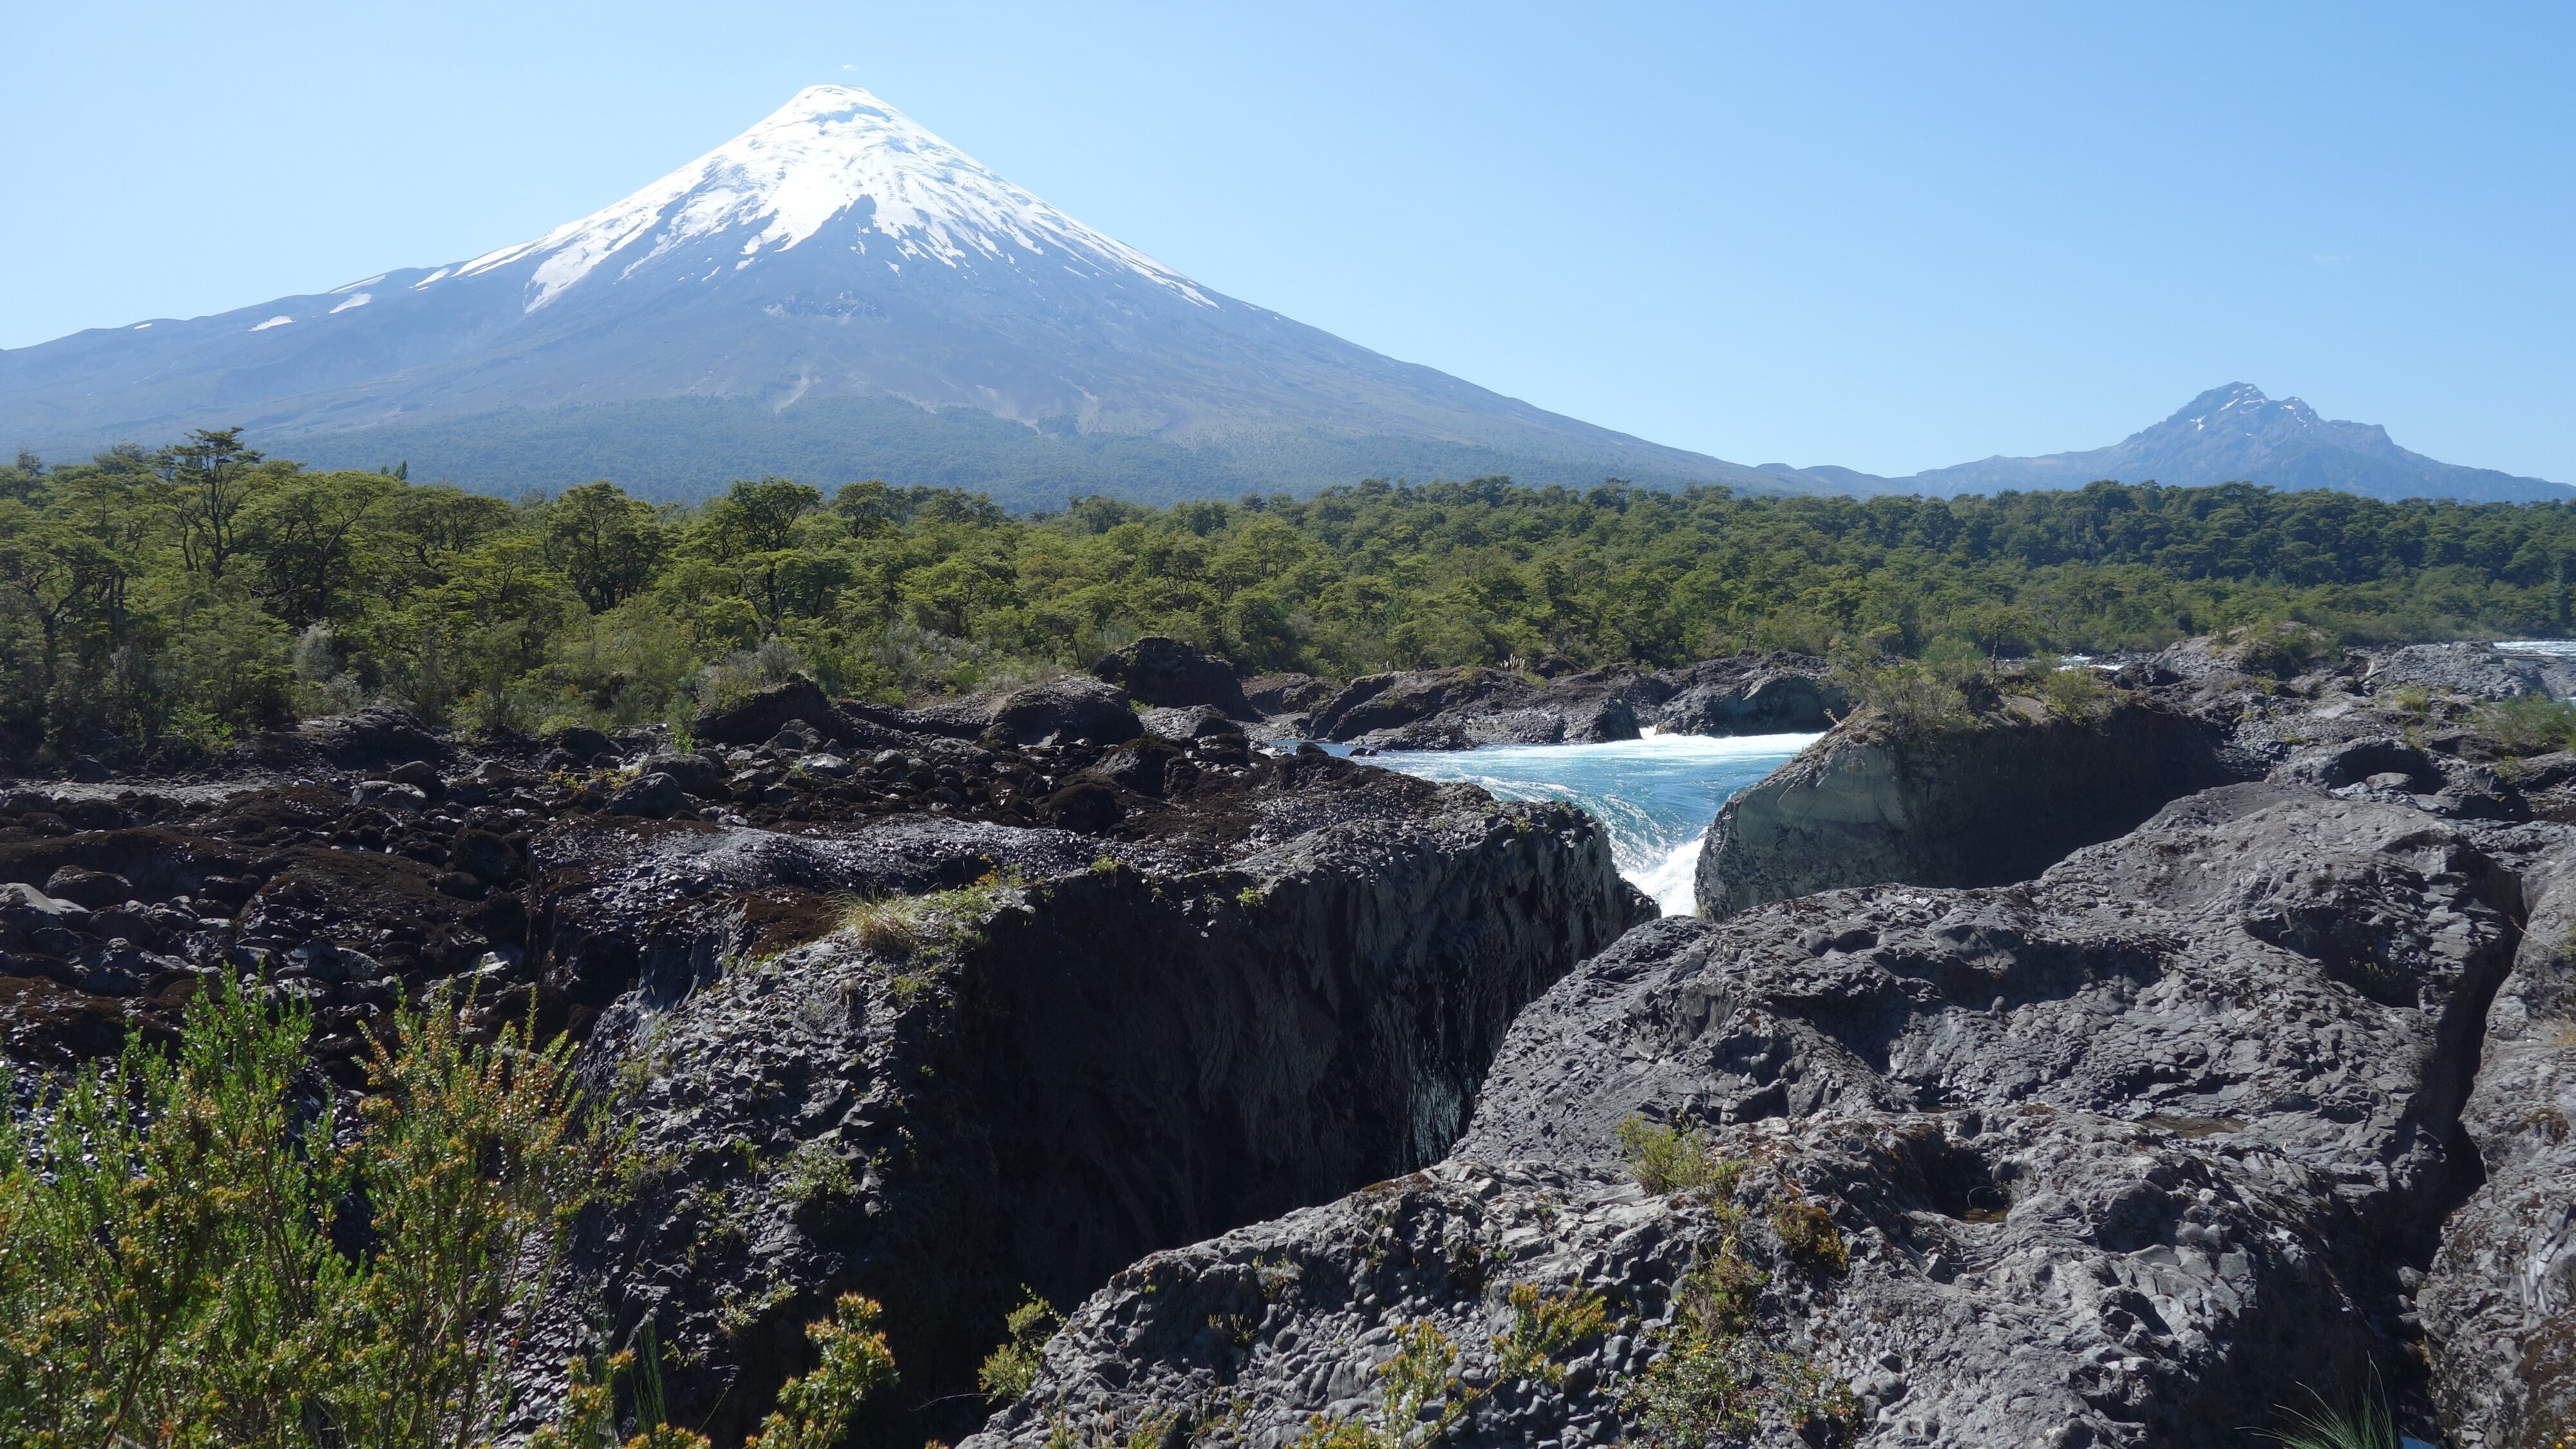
0, 85, 1810, 506
1759, 383, 2571, 502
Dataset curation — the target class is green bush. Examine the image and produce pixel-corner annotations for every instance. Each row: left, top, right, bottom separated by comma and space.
2479, 693, 2576, 754
1615, 1115, 1744, 1198
1289, 1283, 1605, 1449
1624, 1249, 1855, 1447
978, 1292, 1059, 1405
0, 976, 601, 1448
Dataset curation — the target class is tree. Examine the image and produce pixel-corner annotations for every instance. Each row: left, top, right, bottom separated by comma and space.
542, 481, 670, 612
158, 426, 269, 580
696, 477, 821, 559
242, 471, 392, 627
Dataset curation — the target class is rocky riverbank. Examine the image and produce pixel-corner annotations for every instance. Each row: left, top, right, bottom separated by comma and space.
966, 638, 2576, 1449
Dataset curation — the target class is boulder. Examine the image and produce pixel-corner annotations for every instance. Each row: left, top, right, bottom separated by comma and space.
605, 772, 688, 819
1090, 636, 1256, 719
1139, 705, 1245, 743
43, 866, 135, 909
694, 676, 835, 748
350, 779, 428, 812
985, 677, 1145, 748
1655, 669, 1846, 736
2368, 641, 2566, 701
543, 724, 618, 765
639, 752, 728, 800
1242, 672, 1334, 715
1696, 693, 2246, 919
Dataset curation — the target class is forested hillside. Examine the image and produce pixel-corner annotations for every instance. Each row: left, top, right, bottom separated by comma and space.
8, 428, 2575, 765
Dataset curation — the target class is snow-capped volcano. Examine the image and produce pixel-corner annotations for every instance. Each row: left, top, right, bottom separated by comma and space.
454, 86, 1211, 313
0, 86, 1796, 504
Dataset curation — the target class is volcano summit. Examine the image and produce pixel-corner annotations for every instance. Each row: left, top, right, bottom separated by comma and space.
0, 85, 1801, 506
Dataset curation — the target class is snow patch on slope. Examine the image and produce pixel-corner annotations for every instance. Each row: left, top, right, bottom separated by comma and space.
456, 84, 1210, 313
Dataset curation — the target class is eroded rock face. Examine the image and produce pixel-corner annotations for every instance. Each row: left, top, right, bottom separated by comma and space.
1694, 696, 2246, 920
2421, 848, 2576, 1447
535, 760, 1649, 1446
985, 784, 2546, 1448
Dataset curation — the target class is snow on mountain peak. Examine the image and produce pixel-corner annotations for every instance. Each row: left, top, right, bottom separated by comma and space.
455, 83, 1209, 312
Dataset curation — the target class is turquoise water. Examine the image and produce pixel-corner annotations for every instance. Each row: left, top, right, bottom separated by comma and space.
1349, 732, 1820, 916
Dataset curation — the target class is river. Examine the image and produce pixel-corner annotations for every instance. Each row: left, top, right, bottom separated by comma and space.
1332, 731, 1819, 917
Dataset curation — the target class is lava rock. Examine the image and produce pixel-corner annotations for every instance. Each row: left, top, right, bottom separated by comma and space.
1040, 779, 1126, 831
1696, 692, 2248, 919
694, 676, 835, 748
1091, 636, 1258, 719
986, 677, 1146, 748
43, 866, 135, 909
640, 752, 728, 800
1242, 672, 1334, 715
350, 779, 428, 812
607, 772, 689, 819
1139, 705, 1245, 743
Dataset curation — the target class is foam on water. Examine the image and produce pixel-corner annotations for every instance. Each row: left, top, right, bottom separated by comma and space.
1349, 732, 1818, 917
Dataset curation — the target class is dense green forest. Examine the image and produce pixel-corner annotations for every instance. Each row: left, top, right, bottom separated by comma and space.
7, 427, 2576, 764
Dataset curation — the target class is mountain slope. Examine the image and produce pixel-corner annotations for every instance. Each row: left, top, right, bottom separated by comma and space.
1759, 383, 2570, 502
0, 85, 1811, 506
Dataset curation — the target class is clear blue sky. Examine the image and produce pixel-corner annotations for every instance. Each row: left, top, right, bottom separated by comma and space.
5, 2, 2570, 480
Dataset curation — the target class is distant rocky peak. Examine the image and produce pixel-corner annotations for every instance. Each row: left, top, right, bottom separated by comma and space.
2157, 383, 2328, 439
444, 83, 1213, 314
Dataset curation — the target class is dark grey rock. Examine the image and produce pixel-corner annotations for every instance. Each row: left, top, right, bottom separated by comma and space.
2421, 847, 2576, 1446
43, 866, 135, 909
1654, 669, 1845, 736
640, 752, 728, 800
350, 779, 428, 812
2368, 641, 2563, 701
986, 783, 2543, 1449
695, 677, 835, 748
606, 772, 689, 819
1140, 705, 1245, 743
986, 677, 1146, 748
529, 781, 1647, 1447
1243, 672, 1334, 715
1695, 694, 2248, 919
1092, 636, 1257, 720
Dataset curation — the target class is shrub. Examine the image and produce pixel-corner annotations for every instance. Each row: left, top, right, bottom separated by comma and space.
773, 1139, 858, 1209
2027, 656, 2115, 724
2256, 1384, 2403, 1449
842, 871, 1021, 959
2221, 620, 2336, 678
1288, 1284, 1605, 1449
978, 1292, 1059, 1404
2478, 693, 2576, 754
1624, 1247, 1855, 1448
1842, 660, 1973, 737
0, 975, 603, 1449
1770, 1201, 1850, 1275
1616, 1115, 1743, 1199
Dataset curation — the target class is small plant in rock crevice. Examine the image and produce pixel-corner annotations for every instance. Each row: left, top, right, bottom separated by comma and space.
1616, 1114, 1745, 1200
1769, 1201, 1850, 1276
1283, 1283, 1607, 1449
2255, 1381, 2405, 1449
1624, 1245, 1856, 1448
980, 1291, 1061, 1405
840, 870, 1022, 959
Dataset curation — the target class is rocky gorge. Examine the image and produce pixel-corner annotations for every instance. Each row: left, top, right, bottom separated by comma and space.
5, 636, 2575, 1446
